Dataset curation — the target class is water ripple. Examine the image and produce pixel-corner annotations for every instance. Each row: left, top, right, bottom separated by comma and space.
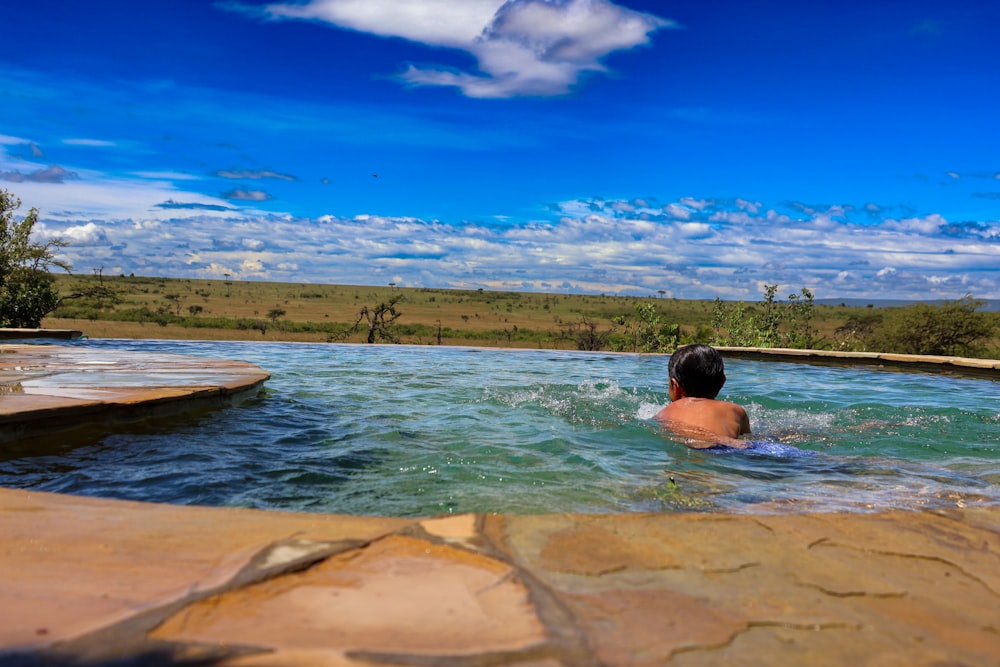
2, 340, 998, 516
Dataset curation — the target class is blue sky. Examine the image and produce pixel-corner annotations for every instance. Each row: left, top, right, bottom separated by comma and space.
2, 0, 998, 300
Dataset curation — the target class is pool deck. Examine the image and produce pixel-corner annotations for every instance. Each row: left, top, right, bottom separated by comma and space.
1, 343, 999, 666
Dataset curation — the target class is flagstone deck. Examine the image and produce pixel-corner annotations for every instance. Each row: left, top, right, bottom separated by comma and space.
1, 343, 999, 666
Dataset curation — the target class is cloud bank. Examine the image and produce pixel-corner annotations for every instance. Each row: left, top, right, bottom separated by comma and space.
230, 0, 673, 97
33, 196, 1000, 301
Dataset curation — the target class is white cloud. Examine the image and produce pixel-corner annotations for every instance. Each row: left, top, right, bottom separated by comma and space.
132, 171, 202, 181
246, 0, 672, 97
884, 213, 946, 234
258, 0, 500, 45
9, 176, 249, 221
63, 138, 116, 147
19, 170, 999, 301
55, 222, 108, 246
663, 203, 692, 220
0, 134, 31, 145
240, 258, 266, 274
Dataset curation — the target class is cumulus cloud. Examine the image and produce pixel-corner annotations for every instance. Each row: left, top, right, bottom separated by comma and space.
883, 213, 946, 234
229, 0, 673, 97
59, 222, 108, 246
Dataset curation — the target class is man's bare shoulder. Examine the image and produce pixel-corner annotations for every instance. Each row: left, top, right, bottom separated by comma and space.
655, 397, 750, 441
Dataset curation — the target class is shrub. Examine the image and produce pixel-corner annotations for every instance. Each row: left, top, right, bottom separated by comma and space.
712, 285, 819, 349
870, 296, 995, 357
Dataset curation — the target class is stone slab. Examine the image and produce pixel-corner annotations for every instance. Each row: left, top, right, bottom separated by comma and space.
1, 489, 998, 666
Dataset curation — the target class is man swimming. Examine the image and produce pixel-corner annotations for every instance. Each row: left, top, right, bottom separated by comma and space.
655, 344, 751, 448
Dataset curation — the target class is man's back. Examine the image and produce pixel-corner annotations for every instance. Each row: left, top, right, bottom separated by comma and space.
656, 396, 750, 444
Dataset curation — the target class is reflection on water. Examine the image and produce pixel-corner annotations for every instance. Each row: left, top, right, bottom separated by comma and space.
2, 339, 998, 516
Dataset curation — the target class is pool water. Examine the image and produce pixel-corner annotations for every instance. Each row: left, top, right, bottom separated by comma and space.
3, 340, 998, 516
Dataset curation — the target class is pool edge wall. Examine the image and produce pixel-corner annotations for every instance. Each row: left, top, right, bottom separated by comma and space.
716, 346, 1000, 379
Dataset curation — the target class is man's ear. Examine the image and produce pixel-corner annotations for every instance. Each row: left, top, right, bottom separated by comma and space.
668, 377, 684, 399
720, 373, 727, 389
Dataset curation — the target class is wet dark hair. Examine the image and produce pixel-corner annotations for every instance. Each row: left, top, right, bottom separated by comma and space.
668, 344, 726, 399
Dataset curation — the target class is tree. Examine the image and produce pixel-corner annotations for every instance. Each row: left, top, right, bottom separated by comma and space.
0, 189, 70, 328
871, 296, 995, 357
562, 316, 611, 351
353, 295, 403, 343
833, 312, 882, 351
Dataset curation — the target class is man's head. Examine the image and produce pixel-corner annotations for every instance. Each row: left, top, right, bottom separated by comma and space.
668, 344, 726, 399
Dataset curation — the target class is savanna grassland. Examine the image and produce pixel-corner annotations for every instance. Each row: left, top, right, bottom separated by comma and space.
46, 273, 702, 346
42, 273, 968, 352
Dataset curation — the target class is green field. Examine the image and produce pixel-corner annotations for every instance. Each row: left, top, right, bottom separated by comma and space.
43, 273, 999, 355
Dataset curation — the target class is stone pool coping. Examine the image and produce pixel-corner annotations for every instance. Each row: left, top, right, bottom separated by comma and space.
1, 343, 999, 665
716, 346, 1000, 378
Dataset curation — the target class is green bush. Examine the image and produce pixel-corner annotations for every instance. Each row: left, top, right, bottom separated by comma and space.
608, 302, 680, 353
711, 285, 819, 349
870, 296, 995, 357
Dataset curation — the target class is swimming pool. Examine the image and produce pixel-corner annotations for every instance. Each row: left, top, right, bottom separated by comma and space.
2, 339, 998, 516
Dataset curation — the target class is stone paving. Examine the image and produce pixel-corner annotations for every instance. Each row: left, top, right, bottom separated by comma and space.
2, 489, 998, 666
1, 343, 999, 666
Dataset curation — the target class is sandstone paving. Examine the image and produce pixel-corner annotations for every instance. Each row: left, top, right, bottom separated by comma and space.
1, 488, 998, 666
0, 488, 409, 657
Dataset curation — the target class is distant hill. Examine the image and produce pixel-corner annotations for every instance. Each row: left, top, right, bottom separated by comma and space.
816, 298, 1000, 312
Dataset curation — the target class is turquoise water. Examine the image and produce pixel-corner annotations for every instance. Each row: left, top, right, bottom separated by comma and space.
3, 340, 998, 516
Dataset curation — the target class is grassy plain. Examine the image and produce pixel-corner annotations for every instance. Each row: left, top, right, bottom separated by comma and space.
42, 273, 894, 349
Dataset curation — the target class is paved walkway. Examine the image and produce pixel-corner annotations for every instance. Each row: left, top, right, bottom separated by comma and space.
1, 343, 999, 666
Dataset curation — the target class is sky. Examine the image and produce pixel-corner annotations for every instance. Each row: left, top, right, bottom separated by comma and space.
2, 0, 999, 301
